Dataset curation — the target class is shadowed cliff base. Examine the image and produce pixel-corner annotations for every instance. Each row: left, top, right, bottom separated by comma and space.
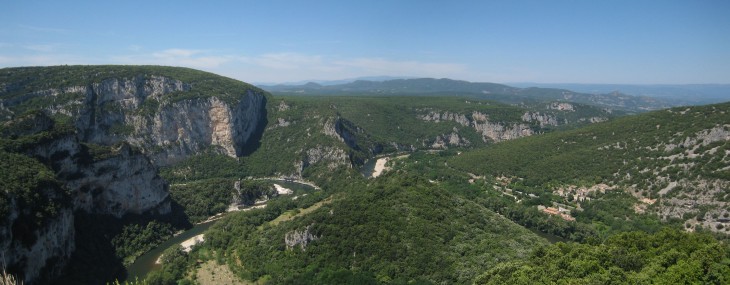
238, 96, 268, 157
51, 201, 191, 285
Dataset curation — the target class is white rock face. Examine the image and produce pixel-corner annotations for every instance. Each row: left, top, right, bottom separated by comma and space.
68, 144, 171, 217
419, 110, 534, 142
549, 102, 575, 111
24, 130, 171, 218
285, 224, 318, 251
26, 75, 266, 165
303, 146, 350, 170
522, 112, 559, 127
144, 92, 266, 165
430, 132, 470, 149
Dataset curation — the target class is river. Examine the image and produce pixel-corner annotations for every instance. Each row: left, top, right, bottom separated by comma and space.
126, 219, 217, 280
125, 179, 316, 281
360, 158, 378, 177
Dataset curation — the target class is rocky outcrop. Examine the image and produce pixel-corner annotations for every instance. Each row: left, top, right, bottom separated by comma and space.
67, 144, 171, 217
137, 92, 266, 165
7, 75, 267, 166
18, 74, 267, 165
429, 130, 470, 149
418, 111, 470, 126
19, 120, 170, 218
473, 120, 534, 142
277, 101, 290, 111
421, 111, 532, 142
579, 117, 608, 123
51, 76, 266, 165
522, 112, 558, 127
301, 146, 350, 170
672, 125, 730, 151
274, 117, 291, 127
419, 110, 534, 143
323, 117, 361, 151
285, 224, 318, 251
549, 102, 575, 111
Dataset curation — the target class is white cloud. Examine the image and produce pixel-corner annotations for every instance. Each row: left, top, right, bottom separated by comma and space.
112, 48, 236, 69
2, 48, 476, 84
223, 52, 471, 83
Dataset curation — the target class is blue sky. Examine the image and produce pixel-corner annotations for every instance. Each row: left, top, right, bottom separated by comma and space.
1, 0, 728, 84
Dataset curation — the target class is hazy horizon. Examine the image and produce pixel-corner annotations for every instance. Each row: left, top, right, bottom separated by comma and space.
2, 1, 729, 85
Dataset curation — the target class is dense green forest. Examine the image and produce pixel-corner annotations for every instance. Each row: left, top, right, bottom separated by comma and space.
229, 95, 616, 178
476, 229, 730, 284
133, 149, 730, 284
1, 66, 728, 285
141, 164, 548, 284
168, 178, 274, 223
0, 150, 69, 239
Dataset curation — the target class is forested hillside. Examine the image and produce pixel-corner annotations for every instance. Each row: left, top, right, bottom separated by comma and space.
1, 66, 728, 285
477, 229, 729, 284
161, 95, 615, 181
451, 102, 730, 233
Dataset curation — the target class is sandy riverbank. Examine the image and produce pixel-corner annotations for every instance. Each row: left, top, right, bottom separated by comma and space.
156, 234, 205, 264
371, 158, 390, 178
273, 183, 293, 195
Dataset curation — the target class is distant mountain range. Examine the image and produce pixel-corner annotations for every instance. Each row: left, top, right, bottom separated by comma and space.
509, 83, 730, 105
255, 76, 415, 86
260, 78, 730, 111
259, 78, 678, 113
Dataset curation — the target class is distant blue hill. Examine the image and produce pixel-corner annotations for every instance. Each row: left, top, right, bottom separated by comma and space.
259, 77, 680, 113
255, 76, 415, 86
509, 83, 730, 105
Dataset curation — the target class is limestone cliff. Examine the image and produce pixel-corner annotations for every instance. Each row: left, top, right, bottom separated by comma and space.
0, 113, 170, 283
521, 112, 559, 127
14, 114, 171, 218
139, 92, 266, 165
67, 143, 171, 217
25, 75, 268, 165
419, 110, 534, 142
0, 66, 268, 283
